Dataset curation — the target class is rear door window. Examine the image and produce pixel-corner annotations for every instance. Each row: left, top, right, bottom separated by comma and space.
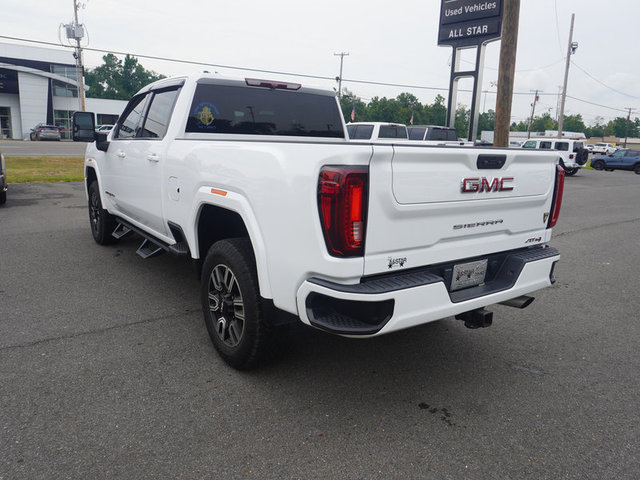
522, 140, 537, 149
540, 141, 553, 149
187, 84, 344, 138
555, 142, 569, 151
139, 88, 181, 139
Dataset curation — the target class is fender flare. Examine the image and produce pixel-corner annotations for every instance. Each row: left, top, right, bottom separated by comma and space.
189, 186, 272, 299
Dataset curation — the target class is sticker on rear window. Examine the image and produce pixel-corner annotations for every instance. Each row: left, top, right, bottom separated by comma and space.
193, 102, 219, 130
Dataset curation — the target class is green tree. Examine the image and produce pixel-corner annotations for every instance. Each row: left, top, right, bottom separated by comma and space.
561, 114, 586, 133
85, 53, 165, 100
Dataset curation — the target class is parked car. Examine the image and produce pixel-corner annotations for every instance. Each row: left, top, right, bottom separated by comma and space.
95, 124, 114, 133
520, 138, 588, 176
0, 150, 7, 204
29, 124, 61, 141
591, 142, 616, 155
346, 122, 408, 141
590, 149, 640, 174
584, 144, 594, 152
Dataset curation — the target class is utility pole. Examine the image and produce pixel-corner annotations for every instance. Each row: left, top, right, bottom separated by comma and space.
494, 0, 521, 147
65, 0, 86, 112
557, 13, 576, 139
624, 107, 635, 148
73, 0, 86, 112
526, 89, 541, 138
333, 52, 349, 100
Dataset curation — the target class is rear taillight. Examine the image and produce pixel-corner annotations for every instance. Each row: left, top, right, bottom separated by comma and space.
318, 166, 368, 257
548, 165, 565, 228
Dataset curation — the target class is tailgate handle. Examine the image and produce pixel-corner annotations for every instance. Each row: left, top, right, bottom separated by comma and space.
477, 154, 506, 170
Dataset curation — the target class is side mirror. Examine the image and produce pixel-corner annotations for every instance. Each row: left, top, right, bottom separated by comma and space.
72, 112, 96, 142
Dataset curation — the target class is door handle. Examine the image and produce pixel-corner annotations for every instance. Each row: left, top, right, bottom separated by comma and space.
147, 153, 160, 163
116, 150, 126, 158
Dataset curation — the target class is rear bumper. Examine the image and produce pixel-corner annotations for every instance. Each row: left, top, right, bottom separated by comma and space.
296, 246, 560, 336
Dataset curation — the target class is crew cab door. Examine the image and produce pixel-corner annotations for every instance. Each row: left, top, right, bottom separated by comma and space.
104, 86, 180, 237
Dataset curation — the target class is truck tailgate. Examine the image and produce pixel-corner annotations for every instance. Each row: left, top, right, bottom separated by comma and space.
364, 145, 559, 276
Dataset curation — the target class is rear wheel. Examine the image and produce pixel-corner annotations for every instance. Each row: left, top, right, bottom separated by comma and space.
592, 160, 605, 171
88, 181, 118, 245
564, 167, 579, 176
201, 238, 274, 369
634, 165, 640, 175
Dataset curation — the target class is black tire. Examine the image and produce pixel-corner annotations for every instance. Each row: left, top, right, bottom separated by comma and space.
564, 167, 579, 176
201, 238, 273, 369
592, 160, 605, 171
87, 181, 118, 245
634, 165, 640, 175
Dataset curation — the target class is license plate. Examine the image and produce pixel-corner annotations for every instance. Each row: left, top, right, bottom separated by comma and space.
450, 259, 488, 291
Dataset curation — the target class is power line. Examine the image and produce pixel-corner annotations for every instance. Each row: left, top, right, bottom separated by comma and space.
0, 34, 636, 118
571, 61, 640, 100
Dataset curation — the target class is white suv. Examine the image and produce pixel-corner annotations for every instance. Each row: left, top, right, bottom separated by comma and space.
521, 138, 588, 176
346, 122, 408, 142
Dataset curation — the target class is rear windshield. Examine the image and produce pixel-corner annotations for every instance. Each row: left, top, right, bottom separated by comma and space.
425, 128, 457, 141
407, 126, 427, 140
186, 84, 344, 138
379, 125, 408, 139
347, 124, 374, 140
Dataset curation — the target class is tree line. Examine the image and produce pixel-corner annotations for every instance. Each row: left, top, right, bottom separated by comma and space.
85, 54, 639, 139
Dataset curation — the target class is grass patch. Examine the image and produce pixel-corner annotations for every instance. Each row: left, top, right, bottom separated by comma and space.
5, 156, 84, 183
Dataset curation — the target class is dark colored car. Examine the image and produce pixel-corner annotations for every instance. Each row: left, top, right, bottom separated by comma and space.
591, 149, 640, 174
29, 124, 61, 141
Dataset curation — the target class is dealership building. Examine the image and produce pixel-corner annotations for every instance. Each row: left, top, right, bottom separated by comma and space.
0, 42, 127, 140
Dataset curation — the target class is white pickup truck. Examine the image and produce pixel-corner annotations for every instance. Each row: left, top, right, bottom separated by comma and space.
73, 74, 564, 369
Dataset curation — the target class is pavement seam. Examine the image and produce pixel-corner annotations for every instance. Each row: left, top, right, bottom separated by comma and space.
0, 309, 199, 353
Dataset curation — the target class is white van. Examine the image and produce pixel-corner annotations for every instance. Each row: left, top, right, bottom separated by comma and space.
521, 138, 588, 176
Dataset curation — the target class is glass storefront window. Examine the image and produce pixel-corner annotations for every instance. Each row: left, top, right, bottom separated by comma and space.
54, 109, 74, 140
0, 106, 12, 139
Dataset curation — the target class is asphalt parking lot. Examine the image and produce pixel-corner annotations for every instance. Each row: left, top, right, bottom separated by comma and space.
1, 169, 639, 479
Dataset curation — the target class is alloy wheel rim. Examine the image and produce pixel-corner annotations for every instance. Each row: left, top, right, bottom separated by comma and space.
89, 192, 100, 232
207, 264, 245, 348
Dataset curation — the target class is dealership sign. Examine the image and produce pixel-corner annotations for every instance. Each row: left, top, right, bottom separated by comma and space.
438, 0, 503, 47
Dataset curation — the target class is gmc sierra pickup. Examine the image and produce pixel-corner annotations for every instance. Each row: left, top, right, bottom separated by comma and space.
73, 74, 564, 369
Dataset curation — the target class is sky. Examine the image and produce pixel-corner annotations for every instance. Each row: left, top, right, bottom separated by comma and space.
1, 0, 639, 126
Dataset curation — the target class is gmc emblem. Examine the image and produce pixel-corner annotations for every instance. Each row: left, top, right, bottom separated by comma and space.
461, 177, 514, 193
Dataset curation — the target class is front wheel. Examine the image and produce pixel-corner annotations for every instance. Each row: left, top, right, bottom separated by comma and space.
201, 238, 273, 369
87, 181, 118, 245
634, 165, 640, 175
592, 160, 605, 171
564, 167, 579, 176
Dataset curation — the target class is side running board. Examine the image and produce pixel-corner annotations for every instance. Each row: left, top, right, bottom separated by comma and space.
110, 221, 190, 259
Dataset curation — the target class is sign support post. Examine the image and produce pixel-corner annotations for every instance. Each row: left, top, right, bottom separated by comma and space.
439, 0, 503, 141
